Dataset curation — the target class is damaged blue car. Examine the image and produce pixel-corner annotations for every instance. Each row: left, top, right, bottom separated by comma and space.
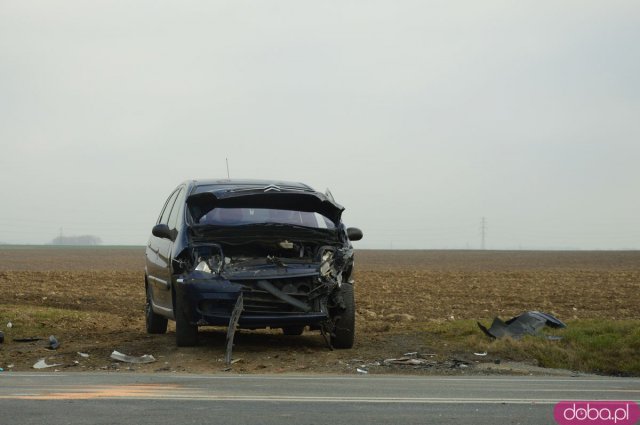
144, 179, 363, 349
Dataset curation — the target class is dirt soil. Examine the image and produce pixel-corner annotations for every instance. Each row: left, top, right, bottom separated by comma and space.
1, 247, 639, 375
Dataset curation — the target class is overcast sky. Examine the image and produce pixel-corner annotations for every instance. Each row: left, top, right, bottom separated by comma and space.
1, 1, 639, 249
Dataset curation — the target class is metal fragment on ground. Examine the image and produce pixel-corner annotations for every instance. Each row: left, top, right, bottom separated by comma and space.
110, 350, 156, 364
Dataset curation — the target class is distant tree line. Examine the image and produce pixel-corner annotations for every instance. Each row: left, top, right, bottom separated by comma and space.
50, 235, 102, 245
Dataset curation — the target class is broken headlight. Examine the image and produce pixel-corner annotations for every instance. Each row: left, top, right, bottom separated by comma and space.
192, 244, 225, 275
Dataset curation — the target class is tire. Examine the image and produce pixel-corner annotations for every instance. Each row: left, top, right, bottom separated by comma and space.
282, 326, 305, 336
175, 293, 198, 347
330, 283, 355, 349
145, 284, 168, 334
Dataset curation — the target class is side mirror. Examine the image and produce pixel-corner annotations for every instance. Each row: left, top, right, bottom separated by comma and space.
152, 223, 173, 240
346, 227, 363, 241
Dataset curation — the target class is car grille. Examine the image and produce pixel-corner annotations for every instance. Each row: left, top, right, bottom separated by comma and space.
232, 277, 318, 314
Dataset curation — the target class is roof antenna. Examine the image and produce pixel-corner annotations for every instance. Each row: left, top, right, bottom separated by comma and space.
226, 157, 230, 179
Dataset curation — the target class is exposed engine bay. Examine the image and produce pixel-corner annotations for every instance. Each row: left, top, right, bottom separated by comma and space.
174, 237, 353, 323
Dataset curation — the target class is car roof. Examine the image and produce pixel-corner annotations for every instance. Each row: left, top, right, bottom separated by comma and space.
189, 179, 315, 193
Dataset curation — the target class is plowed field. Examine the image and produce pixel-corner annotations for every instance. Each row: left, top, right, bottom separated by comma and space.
1, 247, 638, 375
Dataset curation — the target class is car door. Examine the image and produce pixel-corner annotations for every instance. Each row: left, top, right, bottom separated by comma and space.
146, 188, 181, 316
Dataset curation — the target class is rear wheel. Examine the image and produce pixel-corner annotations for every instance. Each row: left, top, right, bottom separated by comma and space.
175, 294, 198, 346
145, 283, 168, 334
330, 283, 355, 349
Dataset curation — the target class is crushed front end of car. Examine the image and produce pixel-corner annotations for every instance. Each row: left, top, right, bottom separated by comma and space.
172, 186, 362, 349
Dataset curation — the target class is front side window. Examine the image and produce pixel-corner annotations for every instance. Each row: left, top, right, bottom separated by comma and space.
158, 190, 180, 225
167, 188, 185, 230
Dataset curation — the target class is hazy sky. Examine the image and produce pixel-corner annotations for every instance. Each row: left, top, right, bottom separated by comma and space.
1, 1, 639, 249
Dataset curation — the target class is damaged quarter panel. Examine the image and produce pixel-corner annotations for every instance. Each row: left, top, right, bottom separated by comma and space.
145, 179, 363, 349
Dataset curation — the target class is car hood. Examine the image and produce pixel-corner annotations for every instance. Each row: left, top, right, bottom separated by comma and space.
187, 188, 345, 224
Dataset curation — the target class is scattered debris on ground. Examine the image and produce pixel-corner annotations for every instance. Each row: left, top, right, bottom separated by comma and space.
383, 357, 431, 366
13, 337, 42, 342
47, 335, 60, 350
33, 359, 62, 369
110, 350, 156, 364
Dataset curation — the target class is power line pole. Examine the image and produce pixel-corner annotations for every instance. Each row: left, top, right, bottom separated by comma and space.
480, 217, 487, 250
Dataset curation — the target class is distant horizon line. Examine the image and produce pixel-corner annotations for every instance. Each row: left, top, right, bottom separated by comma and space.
0, 243, 638, 252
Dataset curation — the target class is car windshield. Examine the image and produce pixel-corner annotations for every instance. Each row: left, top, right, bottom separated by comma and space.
196, 208, 335, 229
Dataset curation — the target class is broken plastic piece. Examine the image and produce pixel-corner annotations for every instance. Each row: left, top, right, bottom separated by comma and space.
110, 350, 156, 364
47, 335, 60, 350
225, 293, 244, 365
77, 352, 90, 358
473, 352, 488, 356
478, 311, 566, 339
33, 359, 62, 369
356, 368, 368, 374
6, 322, 12, 329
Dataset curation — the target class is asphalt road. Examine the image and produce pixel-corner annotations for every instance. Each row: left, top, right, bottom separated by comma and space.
1, 373, 638, 425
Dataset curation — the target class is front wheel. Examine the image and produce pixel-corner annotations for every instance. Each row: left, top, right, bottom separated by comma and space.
330, 283, 355, 349
175, 293, 198, 346
145, 284, 168, 334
